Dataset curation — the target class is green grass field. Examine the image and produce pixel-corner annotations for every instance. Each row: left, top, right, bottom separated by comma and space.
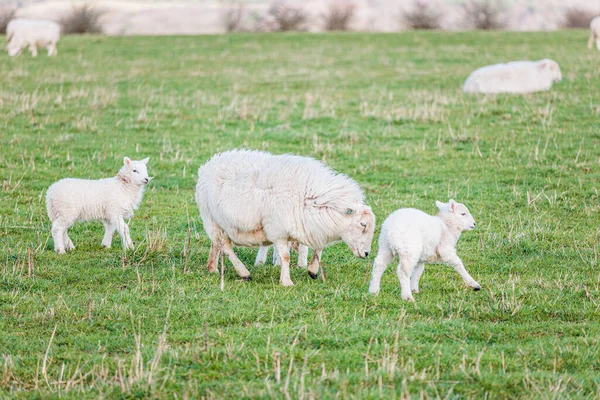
1, 31, 599, 398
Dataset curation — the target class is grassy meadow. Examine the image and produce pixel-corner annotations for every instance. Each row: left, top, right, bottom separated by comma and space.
1, 31, 600, 398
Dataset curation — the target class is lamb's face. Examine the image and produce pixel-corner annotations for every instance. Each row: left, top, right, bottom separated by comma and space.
121, 156, 151, 186
539, 59, 562, 83
436, 199, 476, 231
7, 40, 23, 57
340, 204, 375, 259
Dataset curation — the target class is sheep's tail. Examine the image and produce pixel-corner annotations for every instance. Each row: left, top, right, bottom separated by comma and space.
46, 193, 57, 222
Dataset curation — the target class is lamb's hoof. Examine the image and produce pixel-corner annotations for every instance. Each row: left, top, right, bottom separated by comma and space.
102, 245, 110, 249
473, 285, 481, 291
402, 295, 415, 303
411, 289, 419, 294
281, 280, 294, 287
56, 249, 66, 255
242, 276, 252, 281
308, 270, 319, 280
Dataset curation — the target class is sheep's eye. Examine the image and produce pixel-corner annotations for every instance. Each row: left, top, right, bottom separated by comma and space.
133, 169, 138, 173
360, 222, 367, 228
461, 213, 467, 216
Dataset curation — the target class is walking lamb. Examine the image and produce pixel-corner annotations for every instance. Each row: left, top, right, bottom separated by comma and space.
196, 149, 375, 286
368, 200, 481, 302
46, 157, 151, 254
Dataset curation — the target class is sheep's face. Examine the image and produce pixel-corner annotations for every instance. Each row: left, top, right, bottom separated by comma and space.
7, 40, 23, 57
436, 199, 476, 231
119, 156, 152, 186
539, 59, 562, 83
340, 204, 375, 258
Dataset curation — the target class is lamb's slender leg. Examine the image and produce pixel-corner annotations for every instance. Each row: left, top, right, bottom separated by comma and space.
298, 245, 309, 268
207, 242, 220, 273
47, 43, 56, 56
64, 230, 75, 251
589, 34, 594, 50
274, 241, 293, 286
410, 262, 425, 293
397, 254, 419, 302
368, 247, 393, 294
255, 246, 269, 266
221, 239, 252, 280
29, 44, 37, 57
307, 249, 323, 280
273, 246, 281, 266
102, 220, 116, 248
444, 253, 481, 290
117, 217, 134, 250
51, 220, 66, 254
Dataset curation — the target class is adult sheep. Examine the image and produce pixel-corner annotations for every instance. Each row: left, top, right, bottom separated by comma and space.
589, 16, 600, 51
195, 149, 376, 286
462, 59, 562, 94
6, 19, 60, 57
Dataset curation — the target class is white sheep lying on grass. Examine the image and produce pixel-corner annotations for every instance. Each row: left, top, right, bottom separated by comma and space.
46, 157, 151, 254
196, 149, 375, 286
369, 200, 480, 302
589, 16, 600, 51
6, 19, 60, 57
462, 59, 562, 94
255, 243, 310, 267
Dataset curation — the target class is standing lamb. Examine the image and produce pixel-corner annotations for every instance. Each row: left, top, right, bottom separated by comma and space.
462, 59, 562, 94
196, 149, 375, 286
46, 157, 151, 254
589, 16, 600, 51
6, 19, 60, 57
369, 200, 480, 302
255, 243, 309, 267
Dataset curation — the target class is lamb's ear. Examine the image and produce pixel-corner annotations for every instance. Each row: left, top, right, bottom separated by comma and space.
538, 60, 549, 70
124, 157, 132, 167
141, 157, 150, 165
435, 200, 446, 211
448, 199, 457, 212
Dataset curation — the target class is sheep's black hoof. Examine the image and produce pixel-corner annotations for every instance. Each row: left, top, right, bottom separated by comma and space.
308, 271, 319, 280
473, 286, 481, 291
242, 276, 252, 281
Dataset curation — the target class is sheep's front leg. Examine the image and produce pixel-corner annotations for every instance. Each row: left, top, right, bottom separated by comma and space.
274, 241, 293, 286
255, 246, 269, 266
410, 262, 425, 293
64, 230, 75, 251
368, 247, 393, 294
117, 217, 134, 250
102, 221, 116, 248
47, 43, 57, 56
307, 249, 323, 279
298, 245, 309, 268
444, 253, 481, 291
221, 239, 252, 280
29, 43, 37, 57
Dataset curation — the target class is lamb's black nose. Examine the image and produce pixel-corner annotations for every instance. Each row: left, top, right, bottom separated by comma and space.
365, 251, 370, 257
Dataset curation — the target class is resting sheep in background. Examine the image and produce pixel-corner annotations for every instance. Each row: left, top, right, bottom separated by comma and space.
368, 200, 480, 302
6, 19, 60, 57
462, 59, 562, 94
196, 149, 375, 287
46, 157, 151, 254
589, 16, 600, 51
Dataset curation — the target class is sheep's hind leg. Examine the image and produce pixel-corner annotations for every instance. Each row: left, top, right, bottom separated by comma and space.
117, 217, 134, 250
368, 247, 393, 294
255, 246, 269, 266
274, 241, 293, 286
410, 262, 425, 293
102, 221, 116, 248
221, 239, 252, 280
207, 242, 220, 273
29, 44, 37, 57
307, 249, 323, 280
51, 220, 66, 254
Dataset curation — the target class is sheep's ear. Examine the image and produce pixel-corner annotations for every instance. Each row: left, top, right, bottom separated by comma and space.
141, 157, 150, 165
538, 60, 549, 70
124, 157, 132, 167
435, 201, 446, 211
448, 199, 457, 212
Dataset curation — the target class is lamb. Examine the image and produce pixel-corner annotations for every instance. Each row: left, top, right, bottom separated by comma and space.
46, 157, 151, 254
255, 243, 310, 267
195, 149, 375, 286
368, 200, 480, 302
462, 59, 562, 94
589, 16, 600, 51
6, 19, 60, 57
